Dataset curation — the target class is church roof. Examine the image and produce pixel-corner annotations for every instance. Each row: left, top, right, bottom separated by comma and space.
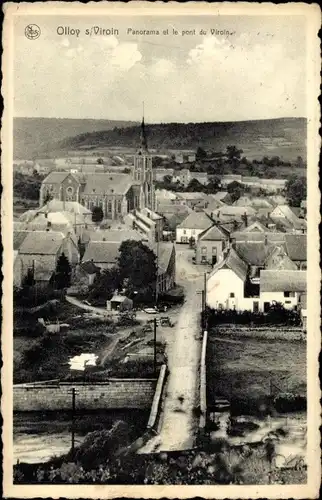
83, 173, 133, 196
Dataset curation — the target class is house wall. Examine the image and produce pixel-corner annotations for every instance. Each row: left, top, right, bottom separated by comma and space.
206, 268, 259, 312
61, 238, 80, 266
260, 291, 300, 310
176, 227, 206, 244
20, 254, 57, 281
14, 256, 23, 287
195, 239, 227, 265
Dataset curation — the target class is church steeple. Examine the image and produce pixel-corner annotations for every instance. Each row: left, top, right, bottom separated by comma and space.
139, 102, 148, 153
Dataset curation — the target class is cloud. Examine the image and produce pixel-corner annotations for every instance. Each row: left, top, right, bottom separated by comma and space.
14, 29, 305, 122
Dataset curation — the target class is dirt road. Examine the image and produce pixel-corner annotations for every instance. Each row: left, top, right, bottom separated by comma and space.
139, 247, 206, 452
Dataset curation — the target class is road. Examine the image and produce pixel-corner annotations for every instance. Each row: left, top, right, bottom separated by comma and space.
139, 246, 207, 452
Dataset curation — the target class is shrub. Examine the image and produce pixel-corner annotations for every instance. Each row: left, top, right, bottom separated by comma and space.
274, 392, 306, 413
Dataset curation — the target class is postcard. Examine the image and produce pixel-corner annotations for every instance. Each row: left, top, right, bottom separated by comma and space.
2, 1, 321, 498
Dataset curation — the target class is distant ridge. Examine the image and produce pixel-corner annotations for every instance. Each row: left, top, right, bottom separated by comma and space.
14, 116, 306, 161
13, 117, 139, 159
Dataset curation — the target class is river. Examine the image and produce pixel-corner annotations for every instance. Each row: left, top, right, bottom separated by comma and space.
14, 410, 149, 464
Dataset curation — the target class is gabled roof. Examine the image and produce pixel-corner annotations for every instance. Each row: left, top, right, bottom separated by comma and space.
178, 211, 213, 230
209, 248, 248, 282
264, 245, 298, 271
285, 234, 307, 261
260, 270, 307, 293
19, 231, 65, 255
235, 242, 273, 267
42, 171, 73, 184
83, 173, 133, 196
156, 203, 192, 216
199, 223, 229, 241
149, 242, 175, 275
212, 191, 228, 202
240, 220, 268, 233
82, 241, 120, 264
212, 206, 256, 218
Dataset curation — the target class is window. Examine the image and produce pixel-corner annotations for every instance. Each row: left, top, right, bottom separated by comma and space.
229, 293, 235, 298
107, 201, 112, 213
192, 229, 196, 235
117, 200, 122, 213
201, 247, 207, 255
284, 291, 295, 298
212, 246, 217, 255
285, 300, 291, 304
66, 186, 74, 195
201, 255, 207, 263
183, 230, 187, 235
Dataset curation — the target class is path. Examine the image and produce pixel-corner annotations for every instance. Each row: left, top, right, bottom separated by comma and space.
66, 295, 109, 315
139, 247, 205, 452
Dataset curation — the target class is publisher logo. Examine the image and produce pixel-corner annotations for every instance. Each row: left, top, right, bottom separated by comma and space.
25, 24, 41, 40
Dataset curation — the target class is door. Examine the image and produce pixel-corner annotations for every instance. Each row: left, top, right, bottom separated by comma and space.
253, 301, 259, 313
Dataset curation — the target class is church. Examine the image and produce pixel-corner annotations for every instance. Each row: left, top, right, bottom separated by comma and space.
39, 117, 155, 219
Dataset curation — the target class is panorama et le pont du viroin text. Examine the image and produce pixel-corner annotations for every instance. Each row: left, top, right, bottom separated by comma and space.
56, 26, 234, 37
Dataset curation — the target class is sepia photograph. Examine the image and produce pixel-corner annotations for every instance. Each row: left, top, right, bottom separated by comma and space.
1, 2, 321, 498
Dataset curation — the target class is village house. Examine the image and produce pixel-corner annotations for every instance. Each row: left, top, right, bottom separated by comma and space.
176, 211, 214, 244
206, 248, 259, 312
195, 224, 230, 265
107, 295, 133, 312
15, 230, 79, 286
209, 206, 257, 225
153, 168, 174, 182
173, 192, 208, 209
259, 270, 307, 312
270, 205, 307, 233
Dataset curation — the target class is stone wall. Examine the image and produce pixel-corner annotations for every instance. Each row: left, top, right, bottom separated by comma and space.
14, 379, 156, 412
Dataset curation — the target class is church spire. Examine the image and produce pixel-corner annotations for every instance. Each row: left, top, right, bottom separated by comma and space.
139, 101, 148, 152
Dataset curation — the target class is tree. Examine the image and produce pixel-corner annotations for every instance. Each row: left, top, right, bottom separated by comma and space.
186, 178, 203, 192
118, 240, 157, 299
295, 156, 305, 168
196, 146, 207, 161
54, 253, 71, 289
226, 145, 243, 173
227, 181, 244, 203
96, 158, 104, 164
43, 189, 53, 205
92, 206, 104, 223
22, 267, 35, 288
88, 267, 120, 302
285, 176, 307, 207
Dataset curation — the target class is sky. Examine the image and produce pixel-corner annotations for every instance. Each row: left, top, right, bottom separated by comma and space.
14, 15, 307, 122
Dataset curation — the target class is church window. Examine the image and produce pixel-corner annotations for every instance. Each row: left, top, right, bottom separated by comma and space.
117, 200, 122, 213
108, 201, 112, 213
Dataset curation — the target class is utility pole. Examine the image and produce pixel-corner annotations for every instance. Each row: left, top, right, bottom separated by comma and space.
153, 317, 157, 378
71, 387, 76, 455
155, 239, 159, 307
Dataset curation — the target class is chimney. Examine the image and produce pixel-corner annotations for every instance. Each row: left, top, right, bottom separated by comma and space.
44, 212, 48, 219
264, 234, 268, 246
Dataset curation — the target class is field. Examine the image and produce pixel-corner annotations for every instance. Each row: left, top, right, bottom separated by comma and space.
206, 330, 306, 411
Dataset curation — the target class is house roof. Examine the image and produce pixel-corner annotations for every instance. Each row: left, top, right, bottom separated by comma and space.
264, 246, 298, 271
212, 191, 228, 202
285, 234, 307, 261
148, 242, 175, 275
14, 231, 30, 250
83, 173, 133, 196
271, 205, 301, 222
231, 231, 286, 244
234, 197, 273, 209
260, 270, 307, 293
19, 231, 65, 255
82, 241, 120, 264
156, 203, 192, 216
176, 192, 207, 200
235, 242, 273, 266
111, 295, 131, 303
209, 248, 248, 282
39, 200, 92, 215
19, 209, 38, 223
89, 229, 142, 243
240, 220, 268, 233
199, 223, 229, 241
178, 211, 214, 230
211, 206, 256, 219
42, 171, 72, 184
80, 260, 101, 275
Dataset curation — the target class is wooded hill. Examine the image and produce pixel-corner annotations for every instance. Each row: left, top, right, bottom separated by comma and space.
14, 117, 306, 162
